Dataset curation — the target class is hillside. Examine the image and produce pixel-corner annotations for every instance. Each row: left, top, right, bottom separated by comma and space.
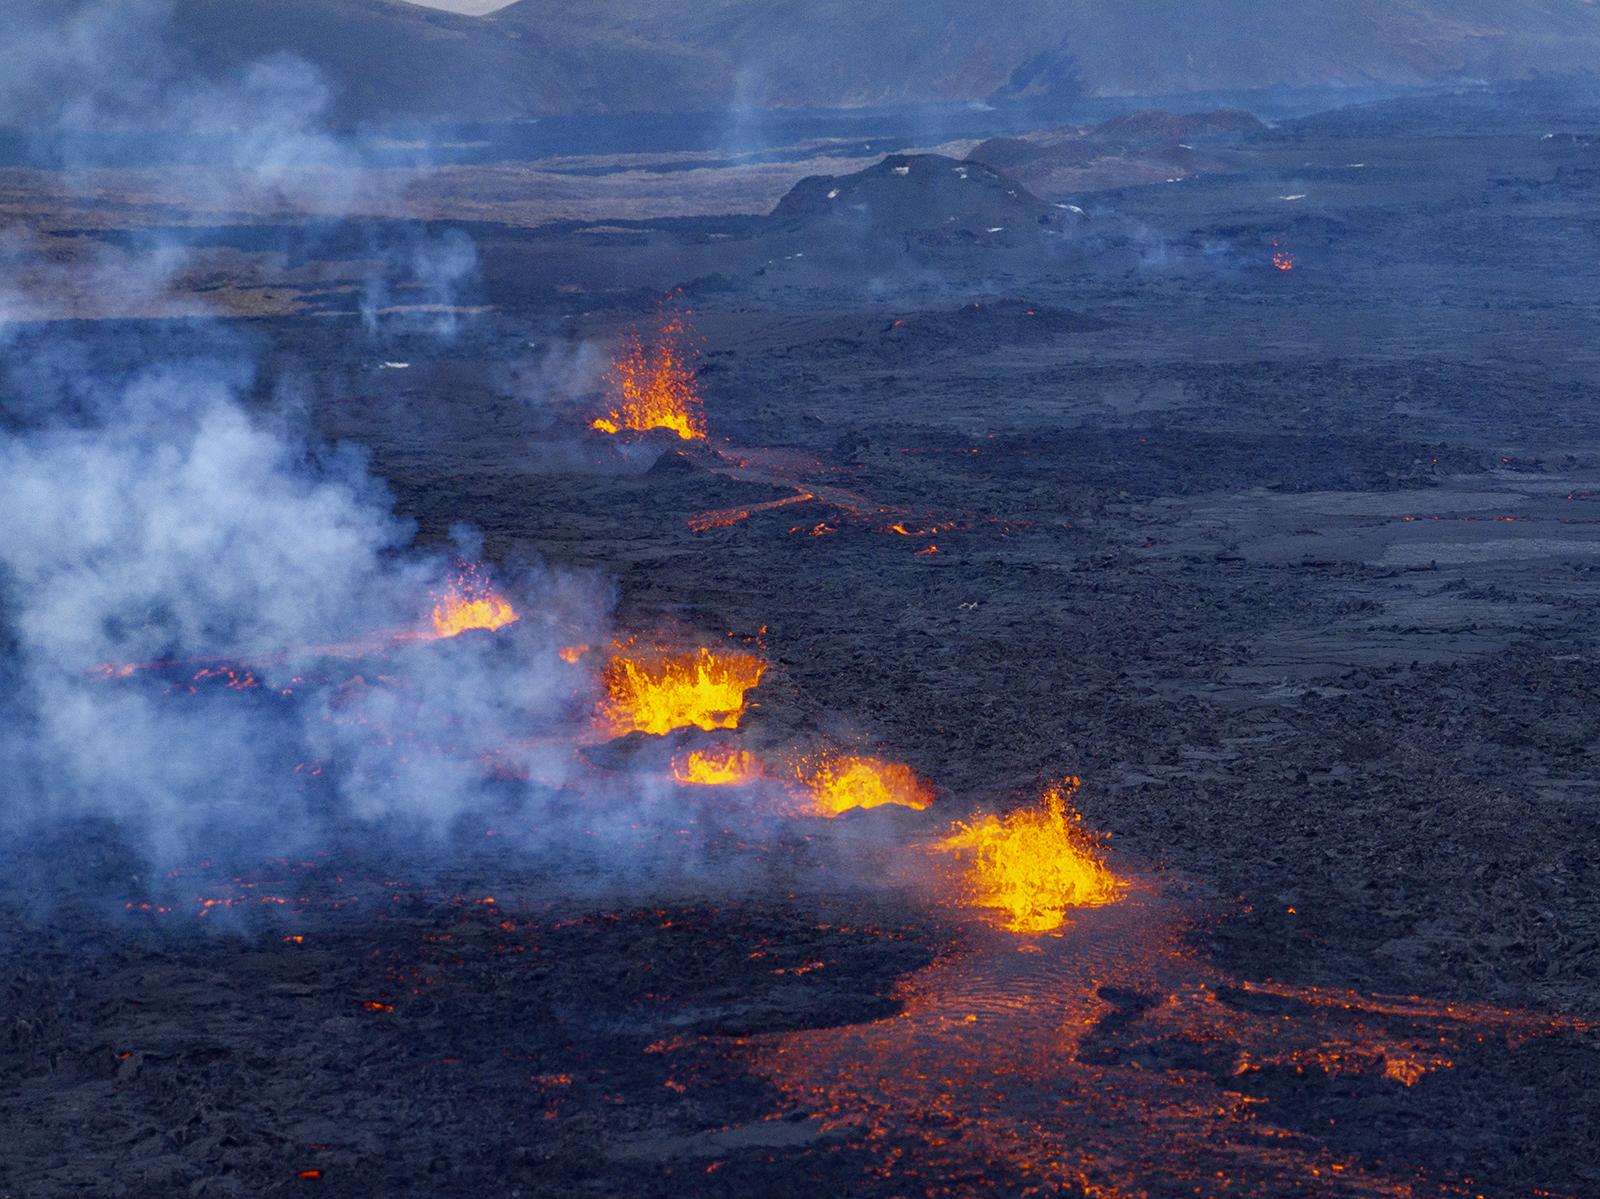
487, 0, 1600, 112
10, 0, 1600, 126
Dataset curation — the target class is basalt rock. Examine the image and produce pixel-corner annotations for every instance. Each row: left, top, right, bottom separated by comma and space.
769, 154, 1065, 247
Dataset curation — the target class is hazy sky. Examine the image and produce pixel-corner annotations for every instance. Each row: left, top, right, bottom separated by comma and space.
404, 0, 515, 13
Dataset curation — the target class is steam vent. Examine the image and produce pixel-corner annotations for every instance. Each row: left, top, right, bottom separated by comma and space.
4, 3, 1600, 1195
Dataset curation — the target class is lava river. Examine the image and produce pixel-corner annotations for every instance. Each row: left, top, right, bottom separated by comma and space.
736, 871, 1581, 1199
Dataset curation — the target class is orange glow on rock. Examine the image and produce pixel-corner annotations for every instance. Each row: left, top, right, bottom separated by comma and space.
673, 744, 762, 785
430, 567, 517, 638
804, 755, 933, 816
591, 315, 707, 440
1382, 1054, 1435, 1086
936, 781, 1118, 932
599, 647, 764, 736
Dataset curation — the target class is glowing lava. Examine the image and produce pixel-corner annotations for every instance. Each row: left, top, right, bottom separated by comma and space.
591, 314, 707, 440
1272, 241, 1295, 270
430, 567, 517, 638
672, 744, 761, 785
936, 781, 1118, 932
687, 492, 813, 532
599, 647, 765, 736
804, 755, 933, 816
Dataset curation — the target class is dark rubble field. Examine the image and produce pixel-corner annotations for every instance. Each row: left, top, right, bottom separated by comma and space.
4, 86, 1600, 1197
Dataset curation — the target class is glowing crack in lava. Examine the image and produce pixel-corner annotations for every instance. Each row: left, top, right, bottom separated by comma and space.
936, 781, 1118, 931
591, 314, 707, 440
804, 755, 933, 816
672, 744, 762, 785
430, 567, 517, 638
599, 647, 765, 736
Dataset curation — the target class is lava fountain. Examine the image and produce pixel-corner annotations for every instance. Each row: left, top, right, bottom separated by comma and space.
935, 780, 1118, 932
672, 744, 763, 785
803, 755, 933, 816
591, 313, 707, 440
599, 646, 765, 736
430, 565, 518, 638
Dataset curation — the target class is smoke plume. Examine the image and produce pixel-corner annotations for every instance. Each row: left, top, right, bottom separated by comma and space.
0, 365, 605, 878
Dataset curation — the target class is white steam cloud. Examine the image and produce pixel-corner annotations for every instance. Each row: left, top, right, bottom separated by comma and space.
0, 2, 653, 906
0, 0, 478, 330
0, 1, 908, 921
0, 369, 605, 871
360, 227, 482, 336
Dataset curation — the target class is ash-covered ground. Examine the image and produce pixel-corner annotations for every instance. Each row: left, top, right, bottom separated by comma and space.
4, 85, 1600, 1197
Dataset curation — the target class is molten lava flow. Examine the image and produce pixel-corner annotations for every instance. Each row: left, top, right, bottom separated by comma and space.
687, 492, 813, 532
599, 647, 765, 736
591, 315, 707, 440
673, 744, 761, 785
430, 567, 517, 638
1272, 242, 1295, 270
805, 756, 933, 816
936, 782, 1117, 932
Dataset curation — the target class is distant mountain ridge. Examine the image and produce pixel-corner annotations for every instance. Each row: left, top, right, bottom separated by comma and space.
13, 0, 1600, 127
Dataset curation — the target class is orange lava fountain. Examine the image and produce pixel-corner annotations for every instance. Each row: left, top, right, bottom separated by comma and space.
430, 568, 517, 638
804, 756, 932, 816
599, 647, 764, 736
591, 315, 706, 440
936, 781, 1118, 931
672, 744, 762, 785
